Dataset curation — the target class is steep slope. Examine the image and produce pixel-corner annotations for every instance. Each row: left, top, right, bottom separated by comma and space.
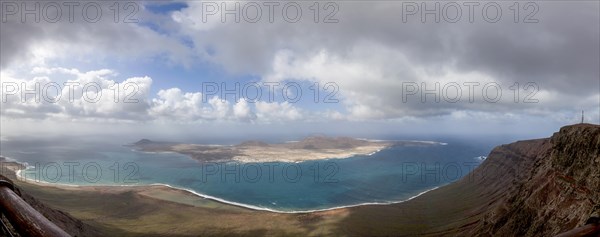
470, 123, 600, 236
336, 124, 599, 236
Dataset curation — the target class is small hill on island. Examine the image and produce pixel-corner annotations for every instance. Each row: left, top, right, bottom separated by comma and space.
236, 140, 270, 147
133, 139, 154, 146
233, 136, 375, 149
284, 136, 370, 149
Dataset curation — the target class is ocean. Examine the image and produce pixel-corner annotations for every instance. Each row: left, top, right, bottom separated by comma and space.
0, 137, 490, 212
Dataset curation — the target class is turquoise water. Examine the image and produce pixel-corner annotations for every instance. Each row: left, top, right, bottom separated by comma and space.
1, 138, 488, 212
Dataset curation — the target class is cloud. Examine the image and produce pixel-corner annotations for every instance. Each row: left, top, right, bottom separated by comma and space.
1, 1, 598, 125
1, 68, 313, 123
255, 101, 302, 122
233, 99, 255, 121
0, 1, 194, 69
150, 88, 204, 121
1, 68, 152, 121
170, 1, 599, 120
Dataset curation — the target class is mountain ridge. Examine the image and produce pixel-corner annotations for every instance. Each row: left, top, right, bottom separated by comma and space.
337, 123, 600, 236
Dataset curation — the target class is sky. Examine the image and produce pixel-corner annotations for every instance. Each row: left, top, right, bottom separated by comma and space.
0, 0, 599, 142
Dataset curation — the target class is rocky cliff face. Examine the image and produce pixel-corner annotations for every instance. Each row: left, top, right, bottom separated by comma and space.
468, 124, 600, 236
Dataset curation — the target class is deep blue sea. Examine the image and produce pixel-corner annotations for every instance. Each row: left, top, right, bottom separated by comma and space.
0, 137, 491, 212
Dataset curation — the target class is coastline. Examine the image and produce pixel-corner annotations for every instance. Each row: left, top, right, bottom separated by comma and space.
230, 144, 389, 163
132, 139, 447, 163
4, 156, 442, 214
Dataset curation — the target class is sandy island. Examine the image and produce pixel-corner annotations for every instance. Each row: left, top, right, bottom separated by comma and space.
130, 136, 441, 163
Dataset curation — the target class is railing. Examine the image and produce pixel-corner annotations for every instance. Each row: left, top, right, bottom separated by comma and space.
555, 217, 600, 237
0, 175, 71, 237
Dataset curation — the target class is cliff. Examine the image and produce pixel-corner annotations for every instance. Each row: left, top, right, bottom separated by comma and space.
336, 124, 600, 236
469, 123, 600, 236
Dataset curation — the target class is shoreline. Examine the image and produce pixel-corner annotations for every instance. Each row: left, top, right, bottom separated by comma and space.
15, 169, 440, 213
231, 144, 390, 163
133, 139, 448, 163
5, 157, 442, 214
2, 139, 449, 214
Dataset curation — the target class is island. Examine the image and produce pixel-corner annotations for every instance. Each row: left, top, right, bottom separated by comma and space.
127, 136, 442, 163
